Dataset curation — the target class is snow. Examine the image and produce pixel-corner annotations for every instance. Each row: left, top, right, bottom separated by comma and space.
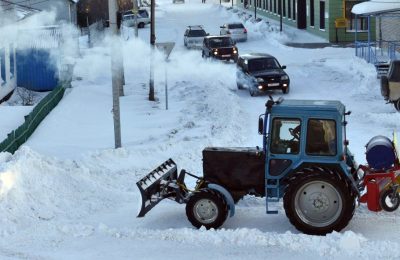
352, 0, 400, 15
0, 106, 33, 140
1, 1, 400, 259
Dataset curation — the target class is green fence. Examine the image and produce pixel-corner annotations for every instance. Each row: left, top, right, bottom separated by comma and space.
0, 86, 65, 154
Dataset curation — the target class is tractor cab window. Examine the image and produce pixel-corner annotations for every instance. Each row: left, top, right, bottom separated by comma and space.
270, 118, 301, 154
306, 119, 337, 156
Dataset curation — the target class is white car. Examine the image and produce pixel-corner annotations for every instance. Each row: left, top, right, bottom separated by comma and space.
122, 9, 150, 28
184, 25, 208, 49
220, 23, 247, 42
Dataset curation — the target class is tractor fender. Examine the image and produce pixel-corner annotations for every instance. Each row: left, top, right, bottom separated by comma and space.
208, 183, 235, 217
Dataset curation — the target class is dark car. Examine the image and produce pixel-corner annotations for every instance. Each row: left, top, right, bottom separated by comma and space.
381, 60, 400, 111
201, 36, 238, 62
236, 53, 290, 96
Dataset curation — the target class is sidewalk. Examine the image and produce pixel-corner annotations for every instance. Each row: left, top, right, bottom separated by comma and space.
284, 42, 355, 49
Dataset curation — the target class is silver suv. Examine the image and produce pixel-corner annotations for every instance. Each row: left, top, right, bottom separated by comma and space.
122, 9, 150, 28
220, 23, 247, 42
184, 25, 208, 49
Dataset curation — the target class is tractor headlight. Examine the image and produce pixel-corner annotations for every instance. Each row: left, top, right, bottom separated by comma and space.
281, 75, 289, 80
233, 48, 237, 54
213, 49, 218, 55
257, 78, 264, 83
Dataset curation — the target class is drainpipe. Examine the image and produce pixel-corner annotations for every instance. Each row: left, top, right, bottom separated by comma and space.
368, 15, 371, 63
5, 44, 10, 83
355, 14, 358, 57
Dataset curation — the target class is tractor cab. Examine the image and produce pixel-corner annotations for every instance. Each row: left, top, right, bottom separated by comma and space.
259, 99, 356, 212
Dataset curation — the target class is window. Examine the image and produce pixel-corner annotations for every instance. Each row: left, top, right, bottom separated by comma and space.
306, 119, 337, 156
345, 1, 368, 31
283, 0, 286, 17
310, 0, 314, 26
270, 118, 301, 155
274, 0, 277, 13
319, 1, 325, 30
288, 0, 291, 18
248, 58, 280, 71
292, 0, 296, 20
269, 0, 273, 11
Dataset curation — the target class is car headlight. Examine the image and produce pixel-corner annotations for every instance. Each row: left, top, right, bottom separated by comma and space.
281, 75, 289, 80
233, 48, 237, 54
257, 78, 264, 83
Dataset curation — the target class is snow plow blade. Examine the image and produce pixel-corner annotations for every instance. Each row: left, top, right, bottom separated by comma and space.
136, 159, 178, 217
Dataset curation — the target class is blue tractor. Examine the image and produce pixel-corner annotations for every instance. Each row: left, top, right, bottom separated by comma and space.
137, 98, 359, 235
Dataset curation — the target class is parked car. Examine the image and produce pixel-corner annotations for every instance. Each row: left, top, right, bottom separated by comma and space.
184, 25, 208, 49
381, 60, 400, 111
122, 9, 150, 28
220, 23, 247, 42
173, 0, 185, 3
236, 53, 290, 96
202, 36, 238, 62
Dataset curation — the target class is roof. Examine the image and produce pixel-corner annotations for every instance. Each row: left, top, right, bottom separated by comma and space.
240, 53, 275, 60
271, 99, 346, 115
352, 0, 400, 15
205, 35, 231, 39
187, 25, 203, 29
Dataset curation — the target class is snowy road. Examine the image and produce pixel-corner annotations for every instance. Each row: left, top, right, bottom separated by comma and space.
1, 1, 400, 259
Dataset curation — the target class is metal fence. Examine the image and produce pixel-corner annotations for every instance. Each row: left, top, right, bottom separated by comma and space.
0, 86, 65, 154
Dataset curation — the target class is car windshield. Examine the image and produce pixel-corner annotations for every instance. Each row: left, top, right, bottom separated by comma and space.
188, 30, 206, 37
248, 58, 280, 71
209, 37, 234, 47
228, 24, 244, 29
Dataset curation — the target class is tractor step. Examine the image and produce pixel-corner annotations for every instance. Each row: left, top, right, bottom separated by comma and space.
136, 159, 178, 217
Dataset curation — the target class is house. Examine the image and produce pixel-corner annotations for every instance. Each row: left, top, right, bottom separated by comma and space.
5, 0, 79, 25
352, 0, 400, 76
237, 0, 374, 43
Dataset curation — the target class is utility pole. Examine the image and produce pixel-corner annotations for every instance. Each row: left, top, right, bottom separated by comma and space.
132, 0, 139, 38
279, 0, 282, 32
149, 0, 156, 101
108, 0, 122, 148
254, 0, 256, 19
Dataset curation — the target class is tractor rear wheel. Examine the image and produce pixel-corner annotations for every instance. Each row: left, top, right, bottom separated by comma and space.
186, 188, 228, 229
283, 168, 355, 235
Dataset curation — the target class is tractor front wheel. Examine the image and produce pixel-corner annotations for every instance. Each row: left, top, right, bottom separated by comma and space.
283, 169, 355, 235
186, 189, 228, 229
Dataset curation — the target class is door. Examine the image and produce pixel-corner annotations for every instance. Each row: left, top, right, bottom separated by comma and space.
297, 0, 307, 29
267, 117, 302, 179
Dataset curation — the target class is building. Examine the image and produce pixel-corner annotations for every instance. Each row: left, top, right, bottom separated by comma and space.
238, 0, 375, 42
4, 0, 79, 25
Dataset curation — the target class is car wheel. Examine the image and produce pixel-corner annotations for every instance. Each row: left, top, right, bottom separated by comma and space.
138, 22, 145, 28
186, 188, 228, 229
237, 82, 243, 89
394, 99, 400, 112
249, 87, 256, 96
282, 85, 290, 94
202, 51, 205, 58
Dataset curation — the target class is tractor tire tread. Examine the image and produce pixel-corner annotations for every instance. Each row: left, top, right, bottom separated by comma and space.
283, 167, 356, 235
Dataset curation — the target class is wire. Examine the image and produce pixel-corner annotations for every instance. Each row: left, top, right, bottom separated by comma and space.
0, 0, 50, 12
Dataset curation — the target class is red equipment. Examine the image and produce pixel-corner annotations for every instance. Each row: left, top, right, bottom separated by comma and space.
359, 164, 400, 212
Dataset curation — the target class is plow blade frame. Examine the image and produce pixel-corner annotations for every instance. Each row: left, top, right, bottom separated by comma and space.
136, 159, 178, 217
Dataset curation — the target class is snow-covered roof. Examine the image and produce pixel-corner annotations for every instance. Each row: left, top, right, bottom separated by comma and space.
352, 0, 400, 15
